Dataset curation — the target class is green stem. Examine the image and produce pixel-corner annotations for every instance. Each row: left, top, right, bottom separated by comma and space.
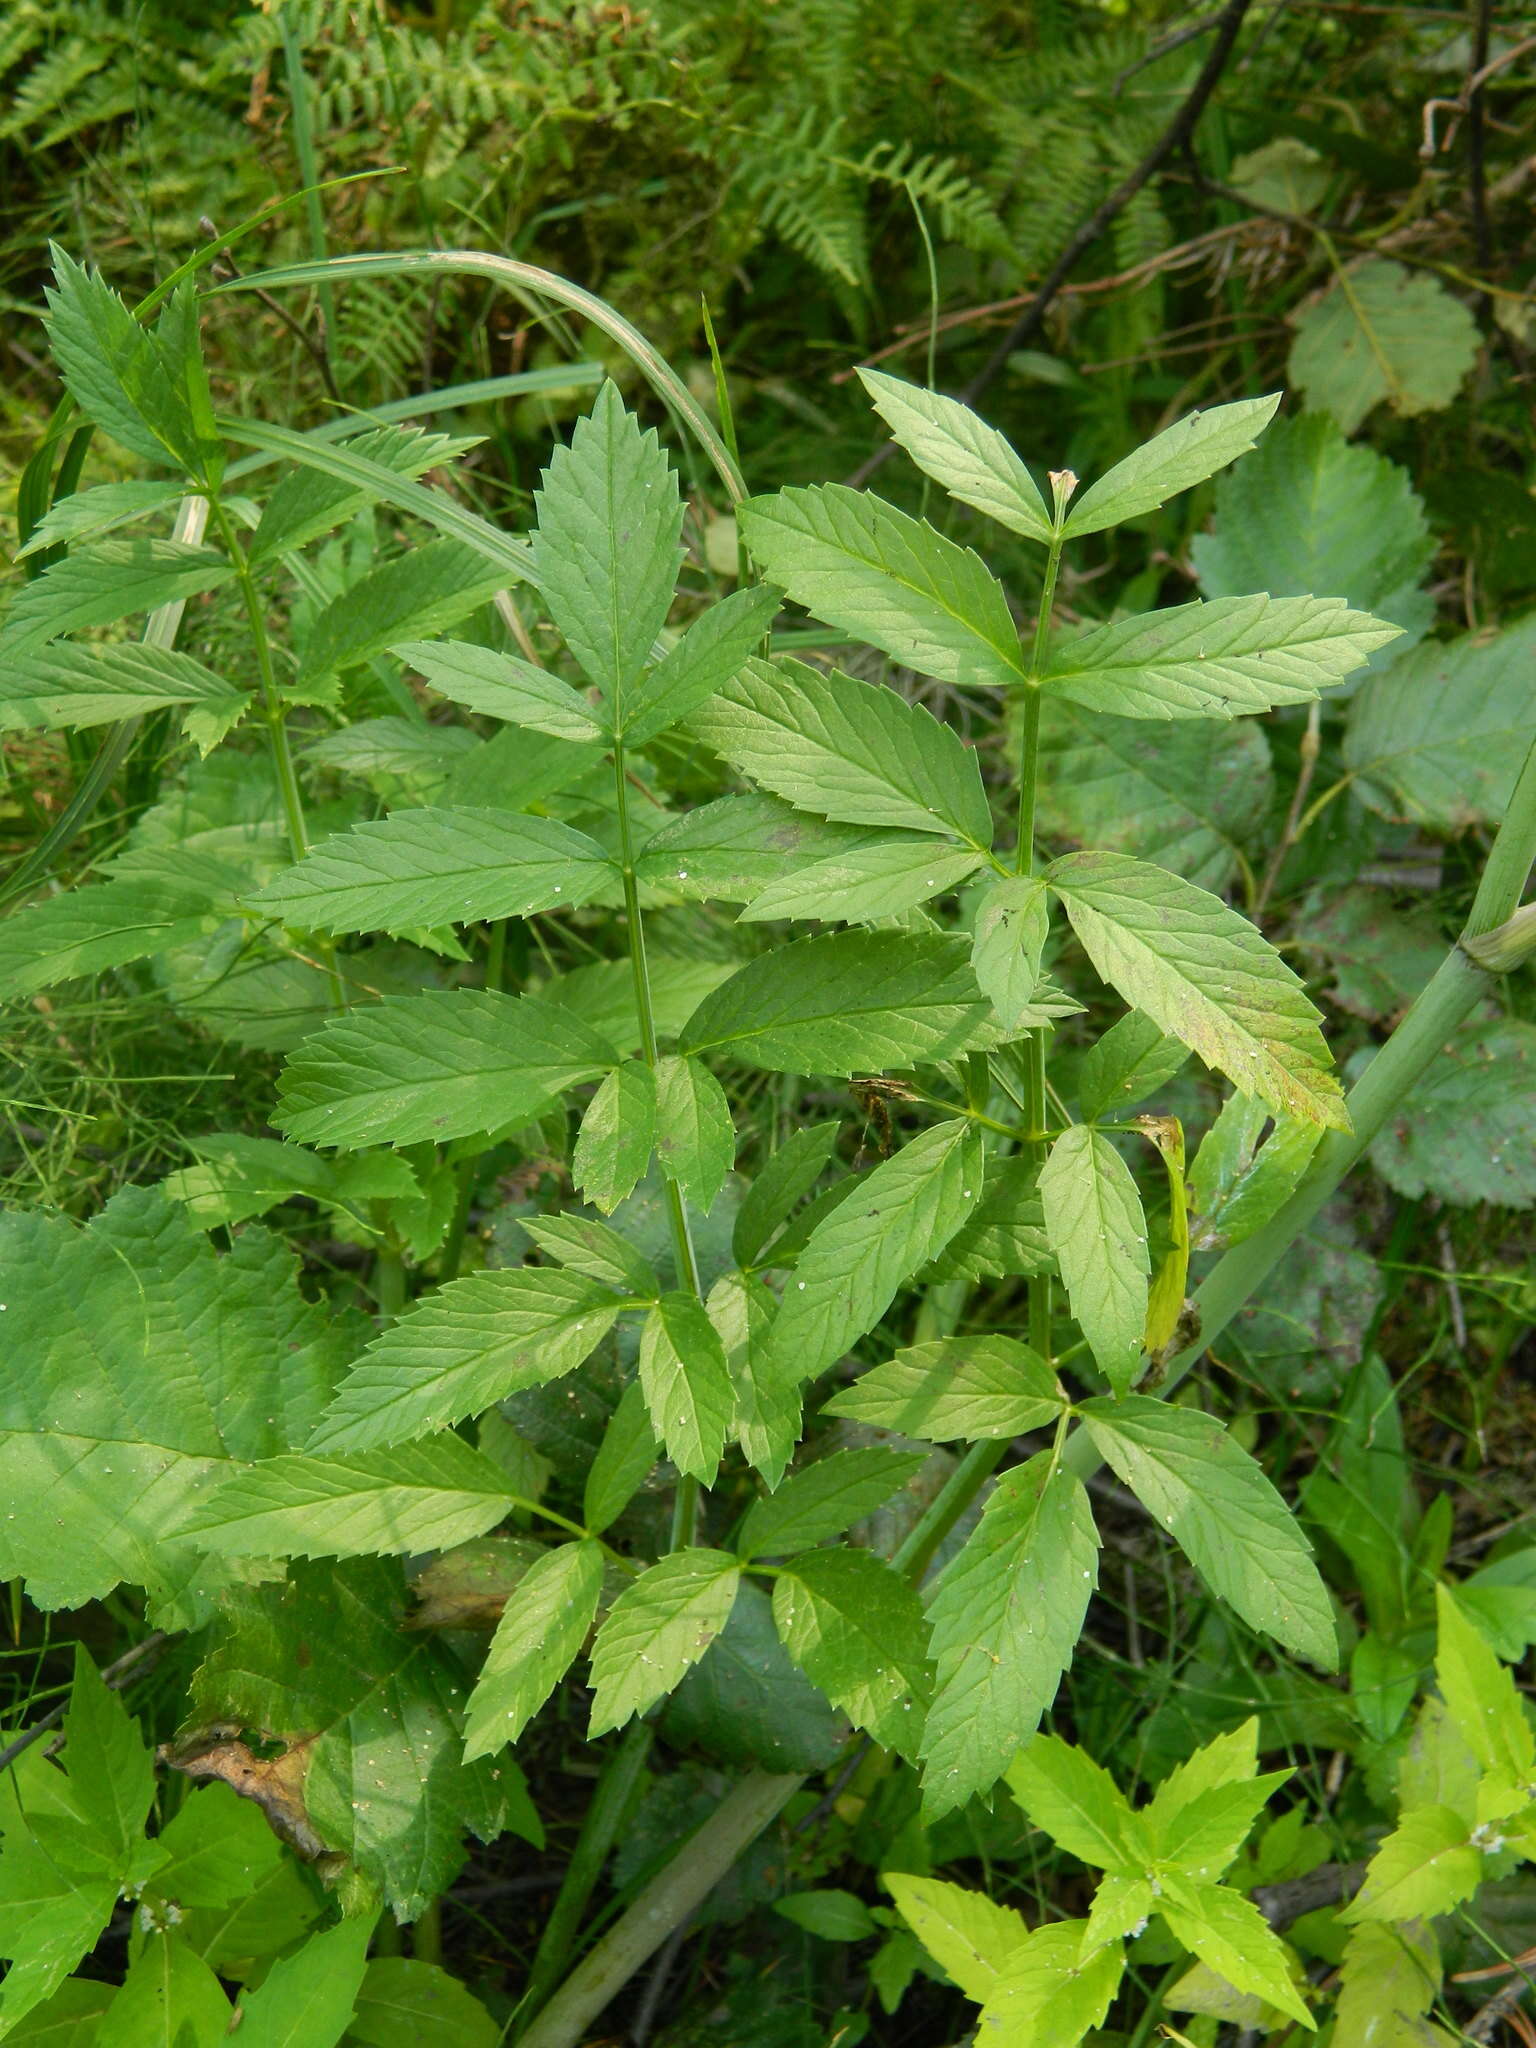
517, 1769, 803, 2048
513, 1721, 655, 2039
410, 1897, 442, 1967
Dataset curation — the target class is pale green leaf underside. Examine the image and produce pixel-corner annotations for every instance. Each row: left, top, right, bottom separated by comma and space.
882, 1873, 1029, 2004
247, 809, 615, 936
392, 639, 605, 742
1288, 257, 1478, 434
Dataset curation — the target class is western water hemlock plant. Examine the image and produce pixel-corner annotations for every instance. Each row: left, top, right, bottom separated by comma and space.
1, 244, 1535, 2047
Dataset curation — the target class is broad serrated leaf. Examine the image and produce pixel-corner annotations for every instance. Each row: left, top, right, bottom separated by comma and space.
634, 793, 884, 904
1048, 851, 1347, 1128
733, 1121, 842, 1268
0, 1813, 119, 2037
772, 1547, 931, 1756
0, 1189, 357, 1613
302, 718, 479, 789
653, 1054, 734, 1212
623, 584, 783, 744
824, 1336, 1062, 1440
178, 1439, 515, 1560
391, 639, 605, 742
248, 809, 614, 936
0, 540, 234, 658
276, 990, 620, 1149
689, 656, 993, 844
1079, 1397, 1337, 1667
462, 1541, 604, 1757
229, 1913, 372, 2048
975, 1920, 1124, 2045
638, 1291, 735, 1481
141, 1784, 282, 1913
858, 370, 1052, 542
59, 1649, 157, 1868
918, 1156, 1051, 1285
766, 1122, 985, 1386
1043, 594, 1397, 720
1192, 412, 1434, 651
740, 835, 986, 924
347, 1958, 501, 2048
1343, 1805, 1482, 1924
1289, 258, 1478, 434
1062, 396, 1280, 538
251, 425, 480, 564
738, 1448, 928, 1559
191, 1557, 521, 1918
310, 1268, 626, 1453
1005, 1735, 1147, 1874
299, 539, 506, 681
1078, 1011, 1190, 1120
587, 1549, 740, 1734
679, 931, 999, 1074
1366, 1020, 1536, 1208
921, 1453, 1099, 1817
882, 1874, 1029, 2003
0, 875, 230, 1000
1345, 614, 1536, 830
573, 1060, 658, 1212
1036, 698, 1272, 893
530, 381, 684, 709
971, 874, 1049, 1029
109, 1931, 231, 2045
0, 641, 241, 732
738, 485, 1026, 689
1039, 1126, 1149, 1395
1332, 1919, 1449, 2048
1156, 1880, 1314, 2029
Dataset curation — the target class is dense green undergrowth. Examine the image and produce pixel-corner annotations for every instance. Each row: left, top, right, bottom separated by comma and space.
2, 5, 1535, 2045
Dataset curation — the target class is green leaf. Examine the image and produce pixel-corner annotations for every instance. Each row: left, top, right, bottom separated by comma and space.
1036, 698, 1272, 894
17, 477, 186, 558
463, 1540, 604, 1757
179, 1438, 515, 1560
523, 1215, 660, 1300
635, 794, 884, 905
1192, 412, 1434, 651
161, 1134, 420, 1233
882, 1874, 1028, 2003
1156, 1881, 1314, 2030
741, 832, 988, 925
390, 639, 606, 742
1367, 1020, 1536, 1209
1344, 1805, 1482, 1924
587, 1548, 740, 1733
766, 1122, 985, 1387
276, 991, 620, 1149
1146, 1762, 1292, 1883
1047, 851, 1347, 1128
0, 1816, 118, 2038
971, 875, 1049, 1030
858, 370, 1052, 542
1078, 1011, 1190, 1120
573, 1060, 658, 1213
0, 540, 234, 658
302, 718, 478, 790
581, 1380, 659, 1535
1043, 594, 1397, 720
530, 381, 684, 709
192, 1558, 523, 1918
733, 1121, 842, 1267
638, 1291, 735, 1482
1346, 614, 1536, 831
738, 1448, 928, 1559
299, 539, 507, 682
680, 932, 999, 1075
251, 424, 480, 564
1079, 1397, 1337, 1667
737, 485, 1026, 689
110, 1931, 231, 2046
60, 1648, 156, 1867
1288, 258, 1478, 434
1039, 1126, 1149, 1395
346, 1959, 501, 2048
975, 1921, 1124, 2045
1435, 1584, 1535, 1780
918, 1157, 1051, 1285
824, 1336, 1062, 1441
773, 1889, 877, 1942
660, 1579, 849, 1773
1332, 1920, 1448, 2048
772, 1546, 931, 1756
688, 656, 994, 844
248, 809, 615, 936
709, 1270, 802, 1486
653, 1055, 735, 1212
921, 1453, 1099, 1818
0, 1188, 358, 1613
623, 584, 783, 744
0, 1978, 116, 2041
0, 874, 230, 1001
141, 1784, 282, 1912
310, 1267, 626, 1453
230, 1914, 372, 2048
0, 641, 241, 733
1061, 395, 1280, 539
1006, 1735, 1147, 1874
